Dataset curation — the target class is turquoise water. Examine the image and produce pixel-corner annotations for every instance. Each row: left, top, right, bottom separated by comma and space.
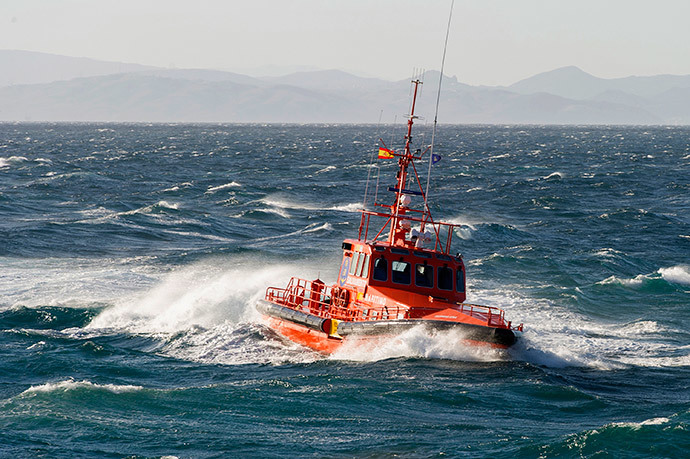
1, 123, 689, 457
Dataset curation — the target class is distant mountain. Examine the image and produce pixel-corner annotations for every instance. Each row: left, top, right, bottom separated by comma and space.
263, 69, 390, 93
0, 51, 688, 124
0, 49, 157, 87
0, 73, 370, 123
510, 65, 690, 100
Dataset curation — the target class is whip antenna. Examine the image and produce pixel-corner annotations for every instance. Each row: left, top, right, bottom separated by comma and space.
423, 0, 454, 215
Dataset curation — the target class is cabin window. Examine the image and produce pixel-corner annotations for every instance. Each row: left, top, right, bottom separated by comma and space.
391, 260, 411, 285
438, 266, 453, 290
391, 248, 409, 255
359, 254, 370, 277
415, 263, 434, 288
456, 267, 465, 292
373, 257, 388, 281
355, 253, 366, 277
349, 253, 360, 275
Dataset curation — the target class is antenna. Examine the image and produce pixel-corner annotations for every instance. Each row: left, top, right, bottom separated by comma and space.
423, 0, 454, 221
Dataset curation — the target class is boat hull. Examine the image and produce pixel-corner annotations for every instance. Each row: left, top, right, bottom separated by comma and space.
257, 299, 516, 354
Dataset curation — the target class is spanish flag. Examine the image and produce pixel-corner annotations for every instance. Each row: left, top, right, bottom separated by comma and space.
378, 147, 394, 159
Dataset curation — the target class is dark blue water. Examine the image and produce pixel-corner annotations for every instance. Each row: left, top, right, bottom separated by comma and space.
1, 123, 689, 458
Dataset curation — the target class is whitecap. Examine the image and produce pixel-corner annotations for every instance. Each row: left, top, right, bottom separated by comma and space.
598, 266, 690, 288
259, 196, 360, 214
116, 200, 180, 217
303, 223, 333, 233
314, 165, 336, 174
251, 222, 332, 243
154, 200, 179, 210
206, 182, 241, 193
22, 379, 143, 395
659, 265, 690, 286
592, 248, 624, 258
161, 230, 234, 243
259, 207, 290, 219
597, 275, 647, 287
542, 171, 564, 180
0, 156, 29, 167
447, 215, 496, 240
611, 417, 671, 429
330, 203, 360, 212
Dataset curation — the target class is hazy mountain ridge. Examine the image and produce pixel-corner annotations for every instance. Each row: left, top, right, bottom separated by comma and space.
0, 50, 687, 124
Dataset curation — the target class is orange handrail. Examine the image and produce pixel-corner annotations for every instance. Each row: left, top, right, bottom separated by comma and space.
266, 277, 517, 329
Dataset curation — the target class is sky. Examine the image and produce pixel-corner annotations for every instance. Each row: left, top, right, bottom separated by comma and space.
2, 0, 690, 86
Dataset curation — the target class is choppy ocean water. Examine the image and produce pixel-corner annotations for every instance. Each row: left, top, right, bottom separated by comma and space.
1, 122, 689, 458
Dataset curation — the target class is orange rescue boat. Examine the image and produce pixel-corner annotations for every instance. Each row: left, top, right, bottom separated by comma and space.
258, 79, 523, 354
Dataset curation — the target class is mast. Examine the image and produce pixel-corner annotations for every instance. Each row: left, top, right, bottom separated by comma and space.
387, 79, 422, 245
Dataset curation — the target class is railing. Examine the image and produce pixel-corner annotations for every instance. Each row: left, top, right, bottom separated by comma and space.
265, 277, 407, 322
265, 277, 521, 330
456, 303, 506, 326
358, 209, 459, 254
265, 278, 358, 321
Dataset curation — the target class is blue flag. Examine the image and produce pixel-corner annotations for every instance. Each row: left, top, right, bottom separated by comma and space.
432, 154, 442, 164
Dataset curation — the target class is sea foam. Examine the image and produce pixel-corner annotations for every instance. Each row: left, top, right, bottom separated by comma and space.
659, 265, 690, 286
22, 379, 143, 395
86, 258, 297, 334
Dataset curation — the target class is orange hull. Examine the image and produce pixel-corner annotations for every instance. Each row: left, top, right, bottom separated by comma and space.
261, 311, 512, 355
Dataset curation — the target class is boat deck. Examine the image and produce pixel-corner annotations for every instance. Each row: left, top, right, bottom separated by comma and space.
265, 277, 518, 330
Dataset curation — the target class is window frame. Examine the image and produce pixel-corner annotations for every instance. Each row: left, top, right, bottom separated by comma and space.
391, 259, 411, 285
414, 263, 434, 288
438, 265, 453, 291
372, 256, 388, 282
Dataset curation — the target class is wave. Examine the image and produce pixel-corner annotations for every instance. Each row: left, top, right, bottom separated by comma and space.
0, 156, 29, 167
611, 417, 672, 428
0, 256, 158, 310
542, 171, 564, 180
597, 265, 690, 290
86, 258, 296, 334
447, 216, 484, 240
258, 196, 360, 214
160, 230, 234, 243
79, 256, 334, 366
160, 182, 193, 193
451, 287, 690, 370
21, 379, 143, 396
527, 413, 689, 457
74, 200, 182, 224
659, 265, 690, 286
313, 165, 336, 174
331, 325, 507, 363
249, 222, 333, 244
205, 182, 241, 194
161, 322, 319, 366
591, 247, 625, 258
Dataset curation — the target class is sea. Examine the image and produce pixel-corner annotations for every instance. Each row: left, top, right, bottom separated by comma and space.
1, 122, 689, 458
